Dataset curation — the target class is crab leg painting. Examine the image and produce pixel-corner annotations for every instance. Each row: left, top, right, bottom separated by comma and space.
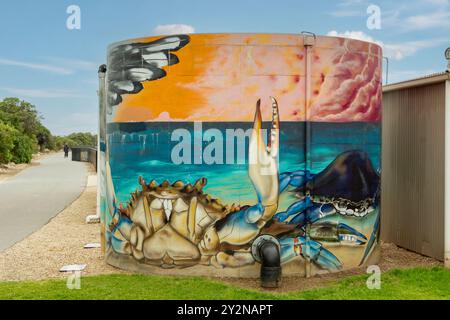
99, 33, 382, 280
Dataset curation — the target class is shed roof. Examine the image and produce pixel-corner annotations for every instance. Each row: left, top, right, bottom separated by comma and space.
383, 71, 449, 93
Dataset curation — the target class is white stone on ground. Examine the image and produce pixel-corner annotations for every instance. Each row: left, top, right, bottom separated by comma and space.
86, 215, 100, 224
86, 175, 97, 187
84, 243, 101, 249
60, 264, 87, 272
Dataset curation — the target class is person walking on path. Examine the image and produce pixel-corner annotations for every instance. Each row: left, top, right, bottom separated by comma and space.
63, 144, 70, 158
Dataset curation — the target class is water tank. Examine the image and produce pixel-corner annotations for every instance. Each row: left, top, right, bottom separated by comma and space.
99, 33, 382, 278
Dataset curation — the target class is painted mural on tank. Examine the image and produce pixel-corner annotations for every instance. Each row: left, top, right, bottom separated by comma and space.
102, 34, 382, 276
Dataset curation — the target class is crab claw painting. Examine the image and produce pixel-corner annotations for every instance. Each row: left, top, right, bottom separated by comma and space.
99, 33, 382, 278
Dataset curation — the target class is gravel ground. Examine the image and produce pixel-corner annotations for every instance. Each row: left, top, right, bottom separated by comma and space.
0, 176, 442, 291
0, 166, 127, 282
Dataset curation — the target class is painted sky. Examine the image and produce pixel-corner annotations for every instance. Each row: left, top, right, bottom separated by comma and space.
0, 0, 449, 133
112, 34, 382, 122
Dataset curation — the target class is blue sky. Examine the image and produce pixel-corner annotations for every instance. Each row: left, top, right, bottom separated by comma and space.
0, 0, 449, 134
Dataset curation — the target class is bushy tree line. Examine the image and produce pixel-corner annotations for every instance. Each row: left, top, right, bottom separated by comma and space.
53, 132, 97, 150
0, 97, 97, 164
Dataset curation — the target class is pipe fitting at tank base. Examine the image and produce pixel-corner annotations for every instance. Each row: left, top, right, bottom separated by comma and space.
252, 235, 282, 288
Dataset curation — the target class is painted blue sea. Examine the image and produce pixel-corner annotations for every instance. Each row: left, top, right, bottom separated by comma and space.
108, 122, 381, 207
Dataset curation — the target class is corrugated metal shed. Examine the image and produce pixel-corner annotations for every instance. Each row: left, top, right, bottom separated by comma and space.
382, 71, 450, 262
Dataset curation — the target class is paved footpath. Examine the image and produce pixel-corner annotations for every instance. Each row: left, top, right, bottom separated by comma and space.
0, 153, 88, 252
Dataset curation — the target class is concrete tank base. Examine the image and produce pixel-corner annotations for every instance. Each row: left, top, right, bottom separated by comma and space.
105, 243, 380, 278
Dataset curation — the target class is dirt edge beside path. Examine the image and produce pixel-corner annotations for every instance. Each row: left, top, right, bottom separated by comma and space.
0, 169, 126, 282
0, 152, 56, 183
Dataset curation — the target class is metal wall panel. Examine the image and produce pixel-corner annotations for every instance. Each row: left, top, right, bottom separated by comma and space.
381, 82, 445, 260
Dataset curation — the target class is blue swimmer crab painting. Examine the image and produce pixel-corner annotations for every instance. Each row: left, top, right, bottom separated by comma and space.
107, 98, 380, 270
101, 33, 382, 277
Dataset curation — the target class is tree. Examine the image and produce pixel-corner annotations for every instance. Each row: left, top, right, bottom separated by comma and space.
36, 125, 55, 151
0, 97, 97, 164
0, 98, 41, 137
11, 132, 35, 164
62, 132, 97, 148
0, 98, 42, 163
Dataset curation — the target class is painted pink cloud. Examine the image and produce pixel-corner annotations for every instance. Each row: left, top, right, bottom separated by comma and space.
309, 40, 382, 122
180, 36, 382, 123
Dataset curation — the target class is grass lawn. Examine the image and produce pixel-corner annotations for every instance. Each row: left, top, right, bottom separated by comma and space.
0, 267, 448, 300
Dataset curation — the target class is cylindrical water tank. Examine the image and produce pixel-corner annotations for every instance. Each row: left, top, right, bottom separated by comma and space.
99, 33, 382, 278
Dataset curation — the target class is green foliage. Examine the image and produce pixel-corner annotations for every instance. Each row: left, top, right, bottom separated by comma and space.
55, 132, 97, 149
0, 98, 42, 164
36, 125, 55, 151
0, 267, 448, 300
0, 97, 96, 164
0, 121, 16, 164
11, 132, 35, 164
0, 97, 41, 137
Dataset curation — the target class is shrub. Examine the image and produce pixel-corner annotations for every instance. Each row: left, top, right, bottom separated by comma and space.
11, 133, 35, 164
0, 121, 15, 164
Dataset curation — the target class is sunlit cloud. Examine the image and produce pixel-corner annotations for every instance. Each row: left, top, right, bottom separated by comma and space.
153, 24, 195, 35
327, 30, 379, 44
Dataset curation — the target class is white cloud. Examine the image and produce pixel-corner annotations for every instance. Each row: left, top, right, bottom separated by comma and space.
422, 0, 448, 6
50, 113, 98, 135
327, 30, 380, 44
383, 1, 450, 32
0, 57, 99, 75
328, 10, 363, 17
0, 58, 73, 75
46, 58, 98, 71
384, 39, 449, 60
153, 24, 195, 35
389, 69, 439, 83
0, 87, 82, 98
402, 11, 450, 31
329, 0, 368, 17
338, 0, 367, 6
327, 30, 449, 60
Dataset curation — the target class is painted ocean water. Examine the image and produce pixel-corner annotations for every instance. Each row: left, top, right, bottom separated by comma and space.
108, 122, 381, 206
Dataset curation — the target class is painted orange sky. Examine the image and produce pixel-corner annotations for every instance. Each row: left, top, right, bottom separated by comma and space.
112, 34, 382, 123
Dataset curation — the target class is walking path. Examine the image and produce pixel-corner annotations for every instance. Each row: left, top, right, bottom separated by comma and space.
0, 153, 88, 251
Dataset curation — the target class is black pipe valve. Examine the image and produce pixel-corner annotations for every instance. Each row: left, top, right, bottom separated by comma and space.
252, 235, 282, 288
